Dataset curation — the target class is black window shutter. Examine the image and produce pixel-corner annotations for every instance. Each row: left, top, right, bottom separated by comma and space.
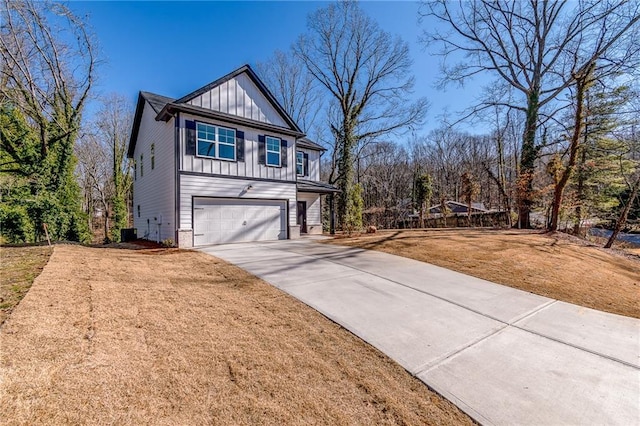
303, 153, 309, 177
185, 120, 196, 155
236, 130, 245, 162
281, 139, 288, 167
258, 135, 266, 165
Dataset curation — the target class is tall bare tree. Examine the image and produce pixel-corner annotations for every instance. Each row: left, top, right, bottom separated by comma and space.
96, 94, 133, 241
0, 0, 97, 241
76, 94, 133, 242
76, 132, 111, 240
255, 50, 321, 134
420, 0, 640, 228
295, 1, 428, 229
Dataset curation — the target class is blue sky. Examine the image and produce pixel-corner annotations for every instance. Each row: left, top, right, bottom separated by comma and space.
69, 1, 483, 135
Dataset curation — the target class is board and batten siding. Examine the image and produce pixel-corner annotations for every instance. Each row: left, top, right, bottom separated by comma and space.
297, 192, 322, 234
179, 174, 297, 231
132, 101, 175, 243
179, 113, 296, 182
187, 73, 287, 128
297, 148, 321, 181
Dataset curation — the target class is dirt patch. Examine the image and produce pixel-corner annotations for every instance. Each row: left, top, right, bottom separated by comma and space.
0, 245, 53, 326
0, 244, 472, 425
326, 229, 640, 319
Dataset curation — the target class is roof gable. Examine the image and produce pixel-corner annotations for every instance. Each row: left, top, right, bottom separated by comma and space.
174, 65, 301, 132
128, 91, 174, 158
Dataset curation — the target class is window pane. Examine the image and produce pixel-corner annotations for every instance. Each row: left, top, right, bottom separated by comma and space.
198, 141, 216, 157
267, 151, 280, 166
219, 144, 235, 160
221, 128, 236, 144
296, 163, 303, 175
266, 137, 280, 152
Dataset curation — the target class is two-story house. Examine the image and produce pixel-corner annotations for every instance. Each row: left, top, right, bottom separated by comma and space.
127, 64, 337, 247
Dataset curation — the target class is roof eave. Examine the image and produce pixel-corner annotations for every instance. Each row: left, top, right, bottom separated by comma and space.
127, 92, 147, 158
297, 141, 327, 152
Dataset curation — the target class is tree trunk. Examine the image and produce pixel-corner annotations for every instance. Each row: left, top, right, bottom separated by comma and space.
549, 64, 593, 232
605, 174, 640, 248
573, 148, 587, 236
496, 133, 512, 227
518, 91, 540, 229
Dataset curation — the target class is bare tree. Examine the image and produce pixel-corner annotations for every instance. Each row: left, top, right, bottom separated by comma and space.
255, 50, 321, 133
95, 94, 133, 241
76, 132, 111, 241
0, 0, 97, 241
420, 0, 640, 228
1, 0, 96, 157
295, 1, 428, 229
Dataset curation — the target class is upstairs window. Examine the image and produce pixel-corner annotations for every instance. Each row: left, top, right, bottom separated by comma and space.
296, 151, 304, 176
196, 122, 236, 161
140, 154, 143, 177
134, 160, 137, 180
266, 136, 281, 167
151, 144, 155, 170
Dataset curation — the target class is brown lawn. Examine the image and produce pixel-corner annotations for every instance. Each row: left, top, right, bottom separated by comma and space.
0, 244, 472, 425
0, 245, 53, 326
326, 229, 640, 319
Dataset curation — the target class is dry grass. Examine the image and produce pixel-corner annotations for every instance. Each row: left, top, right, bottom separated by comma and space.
0, 244, 472, 425
326, 229, 640, 319
0, 245, 53, 326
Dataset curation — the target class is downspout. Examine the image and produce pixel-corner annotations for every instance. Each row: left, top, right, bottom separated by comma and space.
174, 112, 181, 246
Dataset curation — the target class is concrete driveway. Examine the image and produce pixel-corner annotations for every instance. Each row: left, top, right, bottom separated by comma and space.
200, 239, 640, 425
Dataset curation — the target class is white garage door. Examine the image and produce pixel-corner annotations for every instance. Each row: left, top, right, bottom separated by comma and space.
193, 198, 287, 246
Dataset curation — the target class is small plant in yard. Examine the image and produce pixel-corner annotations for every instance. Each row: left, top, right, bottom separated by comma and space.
161, 238, 174, 248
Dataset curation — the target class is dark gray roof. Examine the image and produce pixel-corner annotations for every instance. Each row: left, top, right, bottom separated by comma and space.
140, 91, 174, 114
128, 91, 174, 158
428, 201, 488, 213
297, 179, 340, 194
297, 137, 326, 152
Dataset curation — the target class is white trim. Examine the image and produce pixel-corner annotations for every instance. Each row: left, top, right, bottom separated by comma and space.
265, 135, 281, 167
296, 151, 304, 176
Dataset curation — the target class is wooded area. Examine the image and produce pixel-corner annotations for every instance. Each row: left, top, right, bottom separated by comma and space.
1, 0, 639, 246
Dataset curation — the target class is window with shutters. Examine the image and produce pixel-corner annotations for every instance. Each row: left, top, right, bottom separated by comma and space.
266, 136, 281, 167
196, 122, 236, 160
296, 151, 304, 176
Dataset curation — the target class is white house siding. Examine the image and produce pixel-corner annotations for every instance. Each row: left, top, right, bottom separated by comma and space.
187, 73, 287, 128
297, 192, 322, 234
179, 174, 297, 234
179, 113, 296, 182
297, 148, 320, 181
132, 101, 176, 243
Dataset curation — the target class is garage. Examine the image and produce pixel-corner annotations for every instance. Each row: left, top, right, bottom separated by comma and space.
193, 197, 287, 246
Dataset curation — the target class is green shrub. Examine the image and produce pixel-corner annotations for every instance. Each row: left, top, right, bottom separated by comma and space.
0, 203, 34, 243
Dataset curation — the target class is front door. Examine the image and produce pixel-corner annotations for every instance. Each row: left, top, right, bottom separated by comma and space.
297, 201, 307, 233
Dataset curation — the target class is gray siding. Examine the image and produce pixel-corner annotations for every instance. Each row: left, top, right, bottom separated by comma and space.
298, 192, 321, 226
180, 174, 297, 231
132, 101, 176, 242
297, 147, 321, 181
179, 113, 296, 182
187, 73, 287, 127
